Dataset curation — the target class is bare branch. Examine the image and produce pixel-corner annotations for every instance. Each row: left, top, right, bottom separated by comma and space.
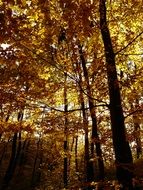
115, 31, 143, 55
124, 109, 143, 119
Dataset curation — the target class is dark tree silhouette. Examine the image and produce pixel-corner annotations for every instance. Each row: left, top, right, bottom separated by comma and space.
99, 0, 134, 188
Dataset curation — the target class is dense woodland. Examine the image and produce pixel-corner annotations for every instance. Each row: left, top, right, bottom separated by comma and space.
0, 0, 143, 189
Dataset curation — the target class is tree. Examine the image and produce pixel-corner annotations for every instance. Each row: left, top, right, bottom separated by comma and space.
99, 0, 134, 188
63, 72, 68, 189
78, 43, 104, 182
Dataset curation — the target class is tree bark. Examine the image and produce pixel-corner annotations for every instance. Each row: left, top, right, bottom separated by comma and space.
99, 0, 134, 188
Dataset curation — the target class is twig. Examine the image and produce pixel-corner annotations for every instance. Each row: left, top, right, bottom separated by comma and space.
115, 31, 143, 55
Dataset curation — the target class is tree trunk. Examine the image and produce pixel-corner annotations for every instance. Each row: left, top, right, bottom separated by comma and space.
68, 136, 74, 174
18, 139, 31, 176
63, 72, 68, 189
133, 115, 142, 159
2, 132, 22, 189
99, 0, 134, 188
19, 138, 28, 166
78, 45, 104, 181
79, 86, 92, 183
75, 59, 93, 183
0, 141, 8, 167
75, 135, 78, 172
3, 133, 17, 186
31, 136, 41, 187
11, 132, 22, 173
131, 101, 142, 159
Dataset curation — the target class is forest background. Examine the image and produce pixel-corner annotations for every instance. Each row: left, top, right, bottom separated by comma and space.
0, 0, 143, 189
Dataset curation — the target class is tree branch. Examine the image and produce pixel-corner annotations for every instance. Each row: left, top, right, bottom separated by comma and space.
124, 109, 143, 119
115, 31, 143, 55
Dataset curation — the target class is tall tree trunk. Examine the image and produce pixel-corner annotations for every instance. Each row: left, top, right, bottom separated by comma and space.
36, 139, 43, 185
78, 45, 104, 181
78, 83, 92, 183
133, 114, 142, 159
131, 102, 142, 159
2, 132, 22, 189
18, 139, 31, 177
11, 132, 22, 173
99, 0, 134, 188
68, 136, 74, 174
19, 138, 28, 166
3, 133, 17, 186
0, 141, 8, 167
75, 135, 78, 172
74, 59, 92, 183
63, 72, 68, 189
31, 136, 41, 187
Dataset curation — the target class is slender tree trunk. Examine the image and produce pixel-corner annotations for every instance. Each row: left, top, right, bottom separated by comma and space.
36, 140, 43, 184
0, 141, 8, 167
75, 135, 78, 172
79, 89, 92, 183
133, 115, 142, 159
68, 136, 74, 174
4, 111, 24, 185
74, 60, 92, 184
0, 134, 2, 141
31, 137, 41, 187
18, 139, 31, 177
70, 137, 75, 152
3, 133, 17, 186
131, 102, 142, 159
11, 132, 22, 172
99, 0, 134, 188
19, 138, 28, 166
78, 45, 104, 181
63, 72, 68, 189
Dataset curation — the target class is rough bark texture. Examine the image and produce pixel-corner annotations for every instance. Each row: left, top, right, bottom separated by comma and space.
99, 0, 134, 188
